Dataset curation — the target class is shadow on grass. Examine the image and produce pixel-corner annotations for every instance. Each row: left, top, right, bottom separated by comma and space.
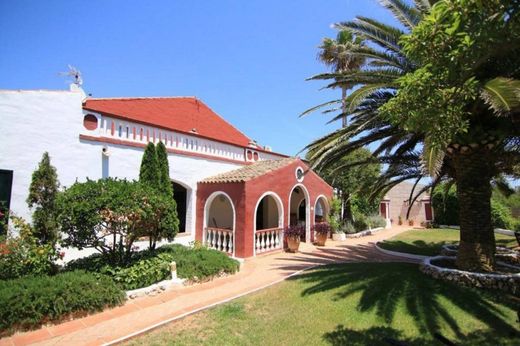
291, 263, 519, 344
322, 325, 519, 346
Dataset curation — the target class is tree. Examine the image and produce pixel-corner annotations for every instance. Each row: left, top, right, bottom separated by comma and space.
139, 143, 160, 189
380, 0, 520, 271
26, 152, 60, 246
57, 178, 178, 264
156, 141, 174, 197
317, 148, 381, 221
304, 0, 519, 271
313, 30, 366, 127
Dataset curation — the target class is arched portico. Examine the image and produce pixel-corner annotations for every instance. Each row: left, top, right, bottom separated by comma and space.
253, 192, 284, 255
288, 184, 311, 242
203, 191, 235, 255
314, 195, 329, 223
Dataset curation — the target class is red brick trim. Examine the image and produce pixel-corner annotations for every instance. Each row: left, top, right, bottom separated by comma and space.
79, 135, 252, 165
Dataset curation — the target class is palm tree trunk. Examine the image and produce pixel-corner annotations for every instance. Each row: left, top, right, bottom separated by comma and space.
341, 86, 347, 128
452, 148, 495, 272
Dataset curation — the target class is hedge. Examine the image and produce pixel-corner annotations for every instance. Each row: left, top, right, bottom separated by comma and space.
0, 270, 125, 334
66, 244, 240, 290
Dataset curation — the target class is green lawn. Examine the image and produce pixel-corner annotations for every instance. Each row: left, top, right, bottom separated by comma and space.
378, 228, 518, 257
124, 262, 519, 346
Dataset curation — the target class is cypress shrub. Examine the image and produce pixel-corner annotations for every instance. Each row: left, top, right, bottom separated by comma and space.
156, 141, 174, 197
26, 152, 60, 246
139, 143, 159, 189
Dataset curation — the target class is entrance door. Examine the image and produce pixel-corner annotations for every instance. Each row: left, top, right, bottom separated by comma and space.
172, 182, 187, 233
0, 170, 13, 234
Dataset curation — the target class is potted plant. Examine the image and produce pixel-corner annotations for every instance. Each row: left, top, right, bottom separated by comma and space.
398, 216, 403, 225
285, 225, 304, 252
408, 219, 414, 226
313, 222, 331, 246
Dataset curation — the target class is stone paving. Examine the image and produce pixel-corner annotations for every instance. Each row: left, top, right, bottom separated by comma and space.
0, 226, 416, 346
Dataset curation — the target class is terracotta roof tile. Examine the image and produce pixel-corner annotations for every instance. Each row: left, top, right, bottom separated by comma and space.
201, 157, 297, 183
83, 97, 252, 147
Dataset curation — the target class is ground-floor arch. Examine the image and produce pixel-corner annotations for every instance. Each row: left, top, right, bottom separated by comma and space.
288, 184, 310, 242
314, 195, 329, 223
254, 192, 284, 255
203, 191, 235, 255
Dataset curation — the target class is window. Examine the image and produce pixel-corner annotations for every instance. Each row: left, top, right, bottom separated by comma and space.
83, 114, 98, 130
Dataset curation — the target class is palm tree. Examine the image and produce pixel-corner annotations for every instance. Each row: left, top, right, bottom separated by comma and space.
316, 30, 365, 127
303, 0, 519, 271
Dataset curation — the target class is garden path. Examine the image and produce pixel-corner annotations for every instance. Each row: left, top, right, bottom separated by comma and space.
2, 226, 417, 346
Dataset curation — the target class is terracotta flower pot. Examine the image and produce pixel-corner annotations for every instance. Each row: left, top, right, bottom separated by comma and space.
287, 236, 301, 252
315, 232, 328, 246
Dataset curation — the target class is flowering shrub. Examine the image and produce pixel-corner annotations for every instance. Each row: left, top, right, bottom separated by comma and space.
312, 222, 331, 235
0, 215, 59, 280
284, 225, 305, 239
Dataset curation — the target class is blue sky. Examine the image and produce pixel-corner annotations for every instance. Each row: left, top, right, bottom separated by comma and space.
0, 0, 397, 156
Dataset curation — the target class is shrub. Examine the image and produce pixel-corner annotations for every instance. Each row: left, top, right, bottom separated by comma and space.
66, 244, 240, 290
432, 183, 459, 225
0, 270, 125, 334
341, 221, 356, 234
284, 225, 305, 239
353, 215, 369, 232
26, 152, 60, 246
491, 199, 514, 229
367, 215, 386, 228
0, 216, 60, 280
312, 222, 331, 235
57, 178, 178, 264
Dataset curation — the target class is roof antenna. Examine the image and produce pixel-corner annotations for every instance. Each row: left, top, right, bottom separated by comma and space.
59, 65, 83, 86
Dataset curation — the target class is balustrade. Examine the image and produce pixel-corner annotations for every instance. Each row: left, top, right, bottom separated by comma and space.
255, 227, 283, 254
205, 227, 234, 254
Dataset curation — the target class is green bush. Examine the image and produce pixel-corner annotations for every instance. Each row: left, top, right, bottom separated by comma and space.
367, 215, 386, 228
491, 200, 514, 229
0, 270, 125, 334
66, 244, 240, 290
0, 216, 60, 280
432, 183, 459, 225
353, 215, 369, 232
57, 178, 178, 264
341, 221, 356, 234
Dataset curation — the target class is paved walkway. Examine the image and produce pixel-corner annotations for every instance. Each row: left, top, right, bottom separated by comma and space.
1, 226, 417, 346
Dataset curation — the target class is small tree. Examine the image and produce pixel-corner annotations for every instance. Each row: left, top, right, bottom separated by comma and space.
156, 142, 174, 197
57, 178, 178, 264
139, 143, 160, 189
26, 152, 60, 246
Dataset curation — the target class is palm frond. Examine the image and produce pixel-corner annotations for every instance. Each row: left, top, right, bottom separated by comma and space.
299, 99, 341, 117
378, 0, 421, 29
480, 77, 520, 115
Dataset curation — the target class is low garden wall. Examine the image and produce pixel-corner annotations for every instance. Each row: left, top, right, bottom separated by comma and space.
345, 227, 384, 239
420, 256, 520, 295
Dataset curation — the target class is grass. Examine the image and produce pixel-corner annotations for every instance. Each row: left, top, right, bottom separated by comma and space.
124, 262, 519, 345
378, 228, 518, 256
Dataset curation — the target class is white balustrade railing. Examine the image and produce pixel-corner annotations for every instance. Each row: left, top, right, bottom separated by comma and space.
205, 227, 234, 254
255, 227, 283, 254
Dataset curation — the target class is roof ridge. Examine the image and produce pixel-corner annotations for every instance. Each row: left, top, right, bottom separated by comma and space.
201, 157, 297, 183
87, 96, 198, 101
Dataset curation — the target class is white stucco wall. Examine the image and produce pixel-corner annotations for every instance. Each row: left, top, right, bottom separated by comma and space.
0, 87, 244, 241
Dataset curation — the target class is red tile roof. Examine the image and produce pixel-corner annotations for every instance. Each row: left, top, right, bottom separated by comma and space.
83, 97, 252, 147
